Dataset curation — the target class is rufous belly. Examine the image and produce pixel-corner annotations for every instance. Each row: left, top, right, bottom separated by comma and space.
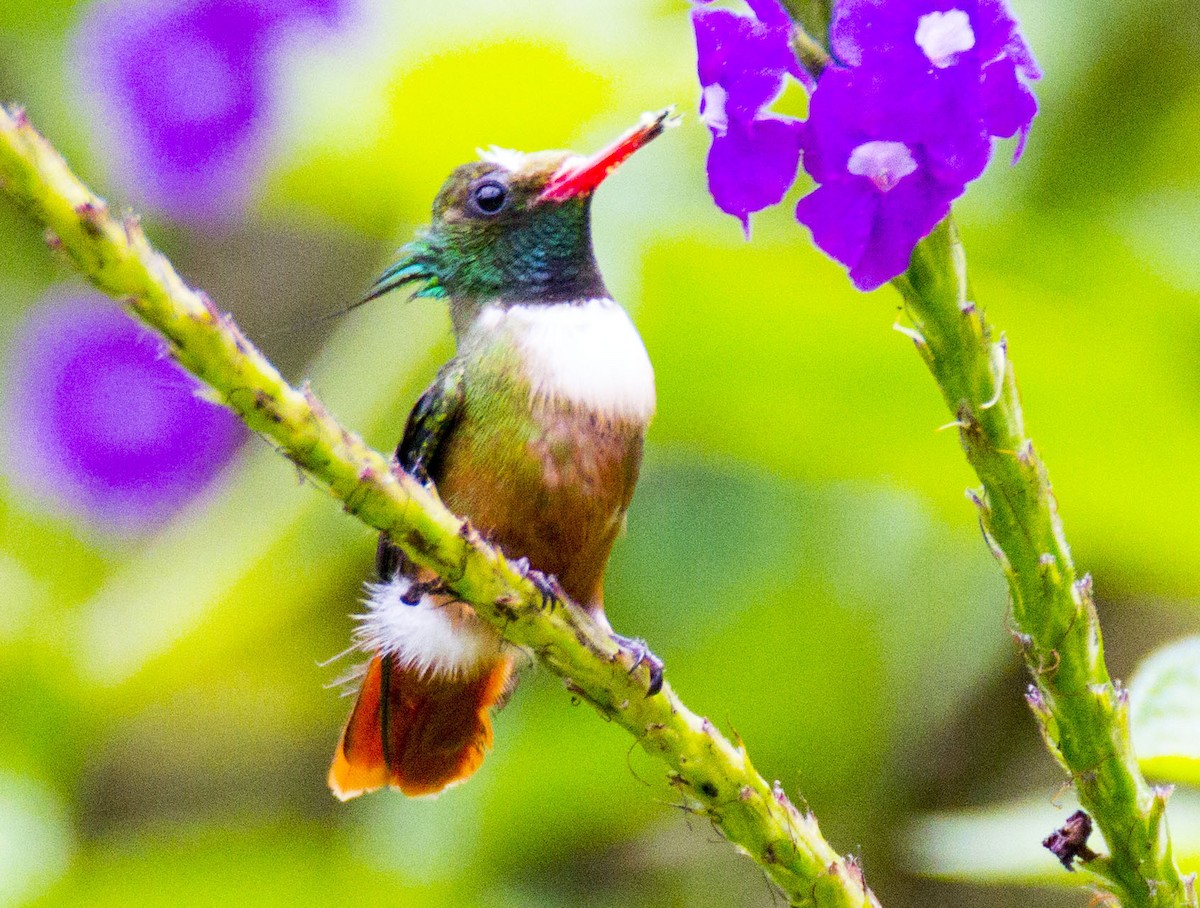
434, 398, 645, 611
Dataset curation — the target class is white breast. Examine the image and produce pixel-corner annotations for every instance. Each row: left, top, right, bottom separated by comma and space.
473, 299, 657, 423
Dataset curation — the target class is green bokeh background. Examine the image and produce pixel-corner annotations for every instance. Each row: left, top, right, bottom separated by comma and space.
1, 1, 1198, 906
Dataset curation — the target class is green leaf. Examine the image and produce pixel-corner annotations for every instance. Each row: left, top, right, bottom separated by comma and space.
1130, 636, 1200, 787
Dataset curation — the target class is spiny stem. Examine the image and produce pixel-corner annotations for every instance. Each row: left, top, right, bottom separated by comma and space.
0, 105, 880, 908
893, 218, 1195, 908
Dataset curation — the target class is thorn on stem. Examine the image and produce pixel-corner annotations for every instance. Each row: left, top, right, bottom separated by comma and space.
1025, 683, 1046, 710
1073, 573, 1094, 603
75, 201, 106, 237
1115, 681, 1129, 707
196, 291, 221, 322
221, 314, 252, 355
842, 855, 867, 888
772, 780, 790, 806
1150, 785, 1175, 827
892, 321, 927, 348
122, 213, 145, 245
301, 382, 330, 420
980, 335, 1008, 411
1016, 438, 1035, 466
1042, 809, 1098, 870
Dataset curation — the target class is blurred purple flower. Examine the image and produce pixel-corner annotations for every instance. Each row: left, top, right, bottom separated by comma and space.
692, 0, 807, 231
73, 0, 352, 225
3, 293, 246, 534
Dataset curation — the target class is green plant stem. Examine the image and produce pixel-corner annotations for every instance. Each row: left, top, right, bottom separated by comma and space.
0, 105, 882, 908
777, 0, 833, 82
779, 0, 833, 49
894, 219, 1196, 908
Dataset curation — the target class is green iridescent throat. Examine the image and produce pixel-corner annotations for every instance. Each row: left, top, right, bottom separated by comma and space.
372, 194, 607, 309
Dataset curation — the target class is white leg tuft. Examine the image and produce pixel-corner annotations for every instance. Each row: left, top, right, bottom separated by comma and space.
355, 576, 507, 679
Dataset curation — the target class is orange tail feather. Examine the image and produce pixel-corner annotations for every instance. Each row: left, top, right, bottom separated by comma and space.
329, 654, 512, 800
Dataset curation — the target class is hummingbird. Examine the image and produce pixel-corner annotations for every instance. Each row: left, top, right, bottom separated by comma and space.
328, 109, 677, 800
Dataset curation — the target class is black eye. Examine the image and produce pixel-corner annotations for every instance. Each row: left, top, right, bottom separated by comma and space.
471, 180, 508, 215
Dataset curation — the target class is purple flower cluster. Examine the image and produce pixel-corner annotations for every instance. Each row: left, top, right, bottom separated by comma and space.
3, 293, 246, 535
74, 0, 353, 225
692, 0, 1040, 289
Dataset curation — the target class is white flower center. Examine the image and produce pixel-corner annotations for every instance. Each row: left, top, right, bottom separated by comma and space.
915, 9, 975, 68
847, 141, 918, 192
700, 83, 729, 137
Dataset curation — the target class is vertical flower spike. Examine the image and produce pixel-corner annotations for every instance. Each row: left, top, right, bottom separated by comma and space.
691, 0, 807, 232
73, 0, 353, 225
2, 293, 246, 535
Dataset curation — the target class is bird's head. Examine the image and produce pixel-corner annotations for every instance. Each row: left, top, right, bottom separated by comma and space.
367, 108, 677, 331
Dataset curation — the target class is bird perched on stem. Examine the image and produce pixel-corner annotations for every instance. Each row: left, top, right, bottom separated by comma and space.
329, 109, 678, 800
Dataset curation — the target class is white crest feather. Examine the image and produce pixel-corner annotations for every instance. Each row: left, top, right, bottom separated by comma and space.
356, 577, 505, 678
478, 146, 530, 172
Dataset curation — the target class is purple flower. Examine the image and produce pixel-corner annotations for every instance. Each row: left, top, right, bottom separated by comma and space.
3, 293, 246, 535
795, 61, 986, 290
795, 0, 1040, 289
73, 0, 353, 225
689, 0, 1040, 291
830, 0, 1041, 156
692, 0, 808, 231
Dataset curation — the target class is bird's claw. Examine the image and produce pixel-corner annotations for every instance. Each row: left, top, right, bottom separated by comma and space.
514, 558, 564, 611
611, 633, 664, 697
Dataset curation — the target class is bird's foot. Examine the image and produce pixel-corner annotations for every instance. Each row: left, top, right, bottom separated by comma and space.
513, 558, 565, 611
399, 577, 446, 605
611, 633, 664, 697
